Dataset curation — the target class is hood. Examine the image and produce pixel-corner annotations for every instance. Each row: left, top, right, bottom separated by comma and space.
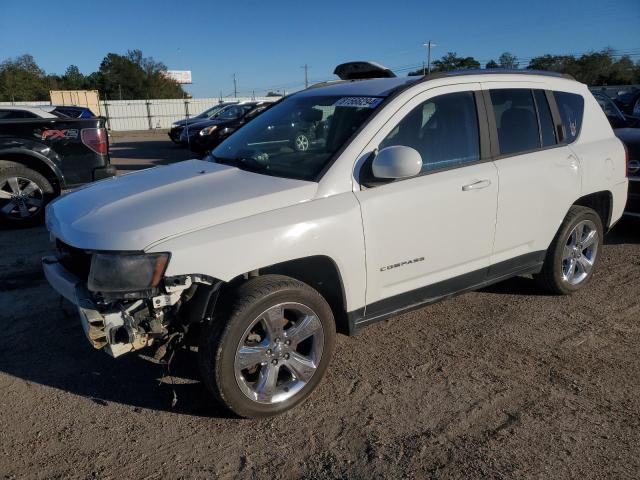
46, 159, 318, 251
184, 118, 229, 130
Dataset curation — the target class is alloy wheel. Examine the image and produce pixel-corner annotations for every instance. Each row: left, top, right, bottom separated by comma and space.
562, 219, 598, 285
294, 134, 310, 151
234, 302, 324, 404
0, 176, 44, 220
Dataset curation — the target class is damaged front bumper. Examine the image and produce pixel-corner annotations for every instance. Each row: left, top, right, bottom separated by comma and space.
42, 256, 153, 357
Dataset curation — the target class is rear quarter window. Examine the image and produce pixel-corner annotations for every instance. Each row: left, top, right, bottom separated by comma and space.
553, 92, 584, 144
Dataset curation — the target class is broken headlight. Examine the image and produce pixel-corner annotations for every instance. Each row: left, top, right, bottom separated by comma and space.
88, 252, 170, 293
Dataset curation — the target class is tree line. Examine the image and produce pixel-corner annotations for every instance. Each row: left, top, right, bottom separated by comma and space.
1, 48, 638, 102
407, 48, 640, 85
0, 50, 186, 102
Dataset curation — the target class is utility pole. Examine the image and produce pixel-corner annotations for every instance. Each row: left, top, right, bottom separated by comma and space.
301, 64, 310, 88
232, 73, 237, 98
422, 40, 437, 74
118, 84, 123, 100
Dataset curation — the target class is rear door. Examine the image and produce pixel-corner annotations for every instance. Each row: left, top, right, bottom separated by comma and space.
482, 83, 581, 268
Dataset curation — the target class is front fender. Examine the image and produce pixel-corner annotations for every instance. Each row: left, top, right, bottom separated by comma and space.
145, 192, 367, 312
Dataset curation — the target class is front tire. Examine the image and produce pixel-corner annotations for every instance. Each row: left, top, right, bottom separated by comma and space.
198, 275, 336, 418
0, 166, 54, 227
534, 205, 603, 295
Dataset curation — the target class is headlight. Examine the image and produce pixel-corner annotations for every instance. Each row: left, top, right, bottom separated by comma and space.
199, 125, 218, 136
88, 252, 170, 293
220, 127, 235, 136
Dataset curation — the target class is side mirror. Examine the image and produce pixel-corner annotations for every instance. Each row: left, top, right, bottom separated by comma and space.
372, 146, 422, 179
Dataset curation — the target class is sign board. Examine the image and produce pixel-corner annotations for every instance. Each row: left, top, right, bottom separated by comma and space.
50, 90, 101, 116
164, 70, 193, 84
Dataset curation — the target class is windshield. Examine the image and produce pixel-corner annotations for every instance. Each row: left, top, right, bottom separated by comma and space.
211, 95, 382, 181
196, 104, 229, 119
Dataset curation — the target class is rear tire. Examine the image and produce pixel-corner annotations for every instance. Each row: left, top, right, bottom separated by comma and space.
198, 275, 336, 418
534, 205, 603, 295
0, 166, 54, 227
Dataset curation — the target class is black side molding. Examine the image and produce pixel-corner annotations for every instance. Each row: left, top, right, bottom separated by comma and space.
347, 251, 546, 335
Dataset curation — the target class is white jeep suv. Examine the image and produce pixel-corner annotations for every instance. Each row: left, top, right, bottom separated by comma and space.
43, 68, 628, 417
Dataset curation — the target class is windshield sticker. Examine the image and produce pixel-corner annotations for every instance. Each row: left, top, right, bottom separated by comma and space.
333, 97, 383, 108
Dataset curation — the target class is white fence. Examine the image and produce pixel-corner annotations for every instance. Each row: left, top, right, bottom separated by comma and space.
0, 97, 273, 132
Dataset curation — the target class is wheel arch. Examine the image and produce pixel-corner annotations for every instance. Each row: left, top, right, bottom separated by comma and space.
573, 190, 613, 231
0, 150, 65, 194
207, 255, 350, 335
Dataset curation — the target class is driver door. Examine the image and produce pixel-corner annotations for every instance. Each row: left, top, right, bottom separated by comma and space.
354, 84, 498, 318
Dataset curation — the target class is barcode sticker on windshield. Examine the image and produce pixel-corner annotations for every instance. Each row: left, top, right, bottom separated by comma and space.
333, 97, 383, 108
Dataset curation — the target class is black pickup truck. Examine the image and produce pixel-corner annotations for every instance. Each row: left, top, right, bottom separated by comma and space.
0, 116, 115, 226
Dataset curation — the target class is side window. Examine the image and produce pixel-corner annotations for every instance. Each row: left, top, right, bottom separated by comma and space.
533, 90, 557, 147
0, 110, 34, 119
553, 91, 584, 143
490, 89, 540, 156
379, 91, 480, 174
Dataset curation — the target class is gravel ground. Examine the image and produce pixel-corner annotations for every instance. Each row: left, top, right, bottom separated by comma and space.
0, 135, 639, 479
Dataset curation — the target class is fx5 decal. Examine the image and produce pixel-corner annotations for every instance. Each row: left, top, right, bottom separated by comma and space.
380, 257, 425, 272
41, 129, 79, 141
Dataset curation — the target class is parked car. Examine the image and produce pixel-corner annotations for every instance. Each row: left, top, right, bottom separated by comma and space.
51, 105, 96, 118
168, 102, 238, 144
592, 91, 640, 128
0, 105, 96, 120
189, 102, 272, 157
593, 92, 640, 218
43, 66, 627, 418
0, 105, 60, 119
613, 87, 640, 117
178, 102, 268, 148
0, 115, 114, 225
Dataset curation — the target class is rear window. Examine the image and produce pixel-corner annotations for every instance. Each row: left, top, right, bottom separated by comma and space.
490, 89, 540, 156
553, 92, 584, 144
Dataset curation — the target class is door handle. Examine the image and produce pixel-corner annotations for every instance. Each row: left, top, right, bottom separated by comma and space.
462, 179, 491, 191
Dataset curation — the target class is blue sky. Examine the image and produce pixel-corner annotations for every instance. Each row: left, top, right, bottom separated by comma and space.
1, 0, 638, 98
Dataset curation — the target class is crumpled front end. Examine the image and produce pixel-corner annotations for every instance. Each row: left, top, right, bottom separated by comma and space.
42, 240, 212, 358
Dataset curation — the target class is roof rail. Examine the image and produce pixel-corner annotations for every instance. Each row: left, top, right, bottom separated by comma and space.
421, 68, 575, 81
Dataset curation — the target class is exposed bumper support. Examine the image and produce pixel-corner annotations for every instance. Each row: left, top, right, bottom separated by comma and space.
42, 256, 151, 357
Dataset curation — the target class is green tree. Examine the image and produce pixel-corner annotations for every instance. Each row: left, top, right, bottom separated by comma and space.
485, 59, 499, 69
432, 52, 480, 72
61, 65, 87, 90
527, 49, 640, 85
96, 49, 185, 99
0, 54, 49, 101
498, 52, 519, 69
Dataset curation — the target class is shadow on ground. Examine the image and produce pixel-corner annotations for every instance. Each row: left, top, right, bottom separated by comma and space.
109, 139, 196, 171
0, 208, 638, 419
0, 226, 230, 418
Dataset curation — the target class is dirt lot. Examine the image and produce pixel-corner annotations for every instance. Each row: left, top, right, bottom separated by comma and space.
1, 134, 639, 479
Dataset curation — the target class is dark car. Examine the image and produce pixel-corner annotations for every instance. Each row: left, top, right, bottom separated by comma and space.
593, 92, 640, 218
52, 105, 96, 118
0, 115, 115, 226
613, 87, 640, 117
168, 102, 238, 143
188, 102, 272, 156
593, 91, 640, 128
207, 104, 328, 160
